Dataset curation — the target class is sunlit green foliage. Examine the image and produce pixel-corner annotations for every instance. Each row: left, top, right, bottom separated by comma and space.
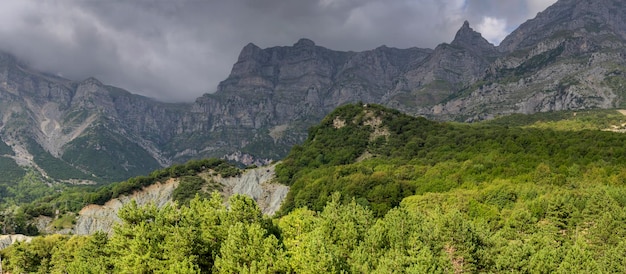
486, 108, 626, 131
5, 104, 626, 272
4, 158, 240, 234
0, 169, 52, 205
4, 185, 626, 273
172, 175, 221, 206
277, 104, 626, 217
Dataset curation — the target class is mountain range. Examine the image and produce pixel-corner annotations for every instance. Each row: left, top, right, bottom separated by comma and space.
1, 0, 626, 184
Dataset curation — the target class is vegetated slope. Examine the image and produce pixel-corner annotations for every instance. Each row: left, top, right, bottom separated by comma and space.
484, 108, 626, 131
3, 167, 626, 272
0, 159, 241, 235
276, 103, 626, 216
5, 104, 626, 272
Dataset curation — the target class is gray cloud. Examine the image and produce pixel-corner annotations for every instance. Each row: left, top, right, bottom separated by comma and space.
0, 0, 557, 102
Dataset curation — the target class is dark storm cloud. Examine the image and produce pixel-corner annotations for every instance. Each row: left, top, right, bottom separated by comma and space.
0, 0, 557, 102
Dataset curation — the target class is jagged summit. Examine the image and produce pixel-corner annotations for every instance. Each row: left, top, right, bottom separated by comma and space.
0, 51, 15, 63
452, 20, 475, 44
433, 0, 626, 121
242, 42, 260, 51
451, 20, 497, 56
398, 20, 499, 94
294, 38, 316, 47
499, 0, 626, 52
80, 77, 104, 86
237, 42, 264, 61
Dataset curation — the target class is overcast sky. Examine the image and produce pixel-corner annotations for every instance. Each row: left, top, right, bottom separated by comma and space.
0, 0, 557, 102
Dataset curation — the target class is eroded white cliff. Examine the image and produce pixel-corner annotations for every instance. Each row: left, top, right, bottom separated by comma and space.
72, 164, 287, 235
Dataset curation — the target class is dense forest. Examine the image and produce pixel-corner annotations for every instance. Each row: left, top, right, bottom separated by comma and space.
3, 104, 626, 272
276, 104, 626, 217
2, 186, 626, 273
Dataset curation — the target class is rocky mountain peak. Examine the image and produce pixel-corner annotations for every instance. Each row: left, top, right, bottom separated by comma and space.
498, 0, 626, 52
294, 38, 316, 47
237, 42, 264, 61
80, 77, 103, 86
400, 20, 498, 91
451, 20, 497, 55
0, 51, 15, 64
0, 51, 30, 72
460, 20, 471, 32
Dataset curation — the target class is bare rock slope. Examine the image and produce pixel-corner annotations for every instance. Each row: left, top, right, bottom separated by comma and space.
0, 234, 32, 250
72, 165, 287, 235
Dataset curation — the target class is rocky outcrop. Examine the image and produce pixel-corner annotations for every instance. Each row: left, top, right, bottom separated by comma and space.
453, 21, 499, 57
72, 165, 288, 235
73, 179, 178, 235
218, 165, 288, 215
0, 234, 32, 250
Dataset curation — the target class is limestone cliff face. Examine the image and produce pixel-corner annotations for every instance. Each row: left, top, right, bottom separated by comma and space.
157, 38, 434, 165
499, 0, 626, 52
3, 0, 626, 183
200, 38, 432, 127
407, 21, 498, 86
426, 0, 626, 121
217, 165, 288, 216
0, 58, 177, 182
390, 21, 499, 111
0, 234, 32, 250
73, 179, 178, 235
72, 165, 288, 235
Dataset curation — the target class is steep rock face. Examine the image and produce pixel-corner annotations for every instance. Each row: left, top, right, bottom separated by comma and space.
415, 20, 498, 86
3, 0, 626, 182
499, 0, 626, 52
0, 55, 176, 181
453, 21, 500, 57
205, 38, 421, 128
204, 39, 434, 124
183, 39, 433, 164
1, 49, 202, 166
0, 22, 493, 182
393, 22, 499, 110
218, 165, 288, 215
427, 0, 626, 121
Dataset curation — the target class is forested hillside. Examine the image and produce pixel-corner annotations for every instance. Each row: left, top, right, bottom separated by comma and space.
276, 104, 626, 216
3, 104, 626, 272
